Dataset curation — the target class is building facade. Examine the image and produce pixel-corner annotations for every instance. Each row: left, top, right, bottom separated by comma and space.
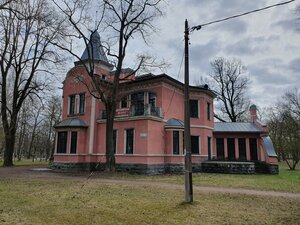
53, 32, 278, 174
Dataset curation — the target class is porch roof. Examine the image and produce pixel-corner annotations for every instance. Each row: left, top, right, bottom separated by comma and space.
54, 118, 88, 129
165, 118, 184, 129
214, 122, 261, 133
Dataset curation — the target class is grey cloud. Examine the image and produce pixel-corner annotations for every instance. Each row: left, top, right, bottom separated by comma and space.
289, 58, 300, 73
213, 19, 248, 34
224, 36, 272, 55
272, 19, 299, 33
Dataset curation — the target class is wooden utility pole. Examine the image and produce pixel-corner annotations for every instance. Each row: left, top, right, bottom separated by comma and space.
184, 19, 193, 203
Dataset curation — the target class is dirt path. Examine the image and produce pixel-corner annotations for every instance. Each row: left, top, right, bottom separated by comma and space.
1, 165, 300, 199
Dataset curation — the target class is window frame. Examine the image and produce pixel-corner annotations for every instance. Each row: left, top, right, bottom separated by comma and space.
191, 135, 200, 155
173, 130, 180, 155
70, 131, 78, 154
125, 128, 134, 154
78, 93, 85, 114
57, 131, 68, 154
189, 99, 199, 118
68, 95, 75, 115
207, 102, 211, 120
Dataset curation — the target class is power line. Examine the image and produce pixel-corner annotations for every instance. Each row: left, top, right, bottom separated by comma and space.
191, 0, 296, 31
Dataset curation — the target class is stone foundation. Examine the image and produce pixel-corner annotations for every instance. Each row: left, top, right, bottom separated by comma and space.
51, 161, 277, 174
202, 161, 255, 174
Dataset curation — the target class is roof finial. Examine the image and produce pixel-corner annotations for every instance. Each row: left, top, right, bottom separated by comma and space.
94, 10, 98, 30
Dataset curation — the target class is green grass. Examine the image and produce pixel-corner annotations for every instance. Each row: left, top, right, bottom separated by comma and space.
0, 159, 48, 167
95, 162, 300, 193
0, 178, 299, 225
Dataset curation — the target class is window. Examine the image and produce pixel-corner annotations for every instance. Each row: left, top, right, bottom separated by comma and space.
125, 128, 134, 154
238, 138, 247, 161
191, 136, 199, 154
216, 138, 224, 160
250, 138, 258, 160
207, 102, 211, 120
173, 131, 179, 155
190, 100, 198, 118
121, 96, 128, 108
148, 93, 156, 112
227, 138, 236, 160
113, 130, 117, 154
131, 92, 145, 116
70, 131, 77, 154
79, 93, 85, 114
69, 95, 75, 115
57, 131, 67, 153
207, 137, 212, 160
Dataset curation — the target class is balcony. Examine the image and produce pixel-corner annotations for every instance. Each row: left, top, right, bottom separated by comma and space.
100, 105, 162, 119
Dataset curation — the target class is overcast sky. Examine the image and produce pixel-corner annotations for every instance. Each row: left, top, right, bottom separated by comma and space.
62, 0, 299, 109
122, 0, 300, 108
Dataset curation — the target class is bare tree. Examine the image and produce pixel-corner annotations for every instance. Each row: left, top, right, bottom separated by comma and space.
53, 0, 164, 171
209, 57, 250, 122
268, 88, 300, 170
0, 0, 65, 166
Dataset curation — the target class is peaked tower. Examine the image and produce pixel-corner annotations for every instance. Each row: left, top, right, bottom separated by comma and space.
75, 30, 113, 69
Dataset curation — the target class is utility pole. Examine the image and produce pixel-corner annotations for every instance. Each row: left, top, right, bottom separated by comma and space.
184, 19, 193, 203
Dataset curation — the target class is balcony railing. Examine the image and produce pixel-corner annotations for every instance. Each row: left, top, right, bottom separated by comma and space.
100, 105, 162, 119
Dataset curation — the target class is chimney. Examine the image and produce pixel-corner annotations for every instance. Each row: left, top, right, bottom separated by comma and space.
249, 104, 257, 122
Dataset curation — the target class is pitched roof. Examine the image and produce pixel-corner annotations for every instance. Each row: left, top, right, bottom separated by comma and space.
80, 31, 109, 64
54, 118, 88, 128
214, 122, 262, 133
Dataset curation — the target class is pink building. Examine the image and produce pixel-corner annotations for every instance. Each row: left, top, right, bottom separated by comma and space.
53, 32, 278, 174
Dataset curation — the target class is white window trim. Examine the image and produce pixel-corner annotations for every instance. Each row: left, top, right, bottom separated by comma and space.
124, 128, 134, 154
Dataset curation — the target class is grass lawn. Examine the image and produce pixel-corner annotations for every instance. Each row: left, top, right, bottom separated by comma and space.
0, 159, 48, 167
0, 177, 299, 225
109, 162, 300, 193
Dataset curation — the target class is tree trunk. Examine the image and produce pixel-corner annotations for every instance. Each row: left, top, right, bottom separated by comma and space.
105, 110, 116, 172
3, 130, 16, 167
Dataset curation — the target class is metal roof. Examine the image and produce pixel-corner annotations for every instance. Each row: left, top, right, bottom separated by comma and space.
80, 31, 109, 64
214, 122, 262, 133
262, 136, 277, 157
54, 118, 88, 128
165, 118, 184, 128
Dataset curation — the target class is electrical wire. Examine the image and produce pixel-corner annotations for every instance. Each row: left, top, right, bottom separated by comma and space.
165, 47, 185, 114
191, 0, 296, 31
